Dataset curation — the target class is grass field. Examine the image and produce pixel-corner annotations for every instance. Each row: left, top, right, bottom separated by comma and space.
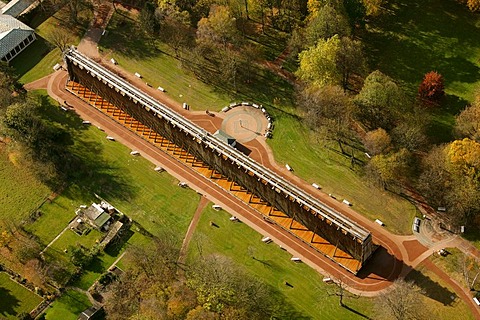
188, 206, 375, 319
0, 145, 50, 224
44, 289, 91, 320
0, 272, 43, 319
361, 0, 480, 142
99, 10, 417, 234
406, 264, 475, 320
23, 90, 200, 289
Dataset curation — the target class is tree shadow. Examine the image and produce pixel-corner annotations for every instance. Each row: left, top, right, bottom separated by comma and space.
99, 11, 159, 60
342, 304, 372, 320
0, 286, 21, 318
361, 0, 480, 99
405, 268, 456, 306
11, 36, 54, 80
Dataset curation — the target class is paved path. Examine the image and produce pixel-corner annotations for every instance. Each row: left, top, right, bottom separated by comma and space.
178, 196, 209, 265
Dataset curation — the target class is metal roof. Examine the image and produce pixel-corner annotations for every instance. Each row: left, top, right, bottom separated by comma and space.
1, 0, 34, 17
0, 14, 34, 58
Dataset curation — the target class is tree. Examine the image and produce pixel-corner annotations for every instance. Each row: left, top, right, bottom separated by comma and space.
458, 0, 480, 11
297, 84, 357, 153
366, 148, 411, 190
297, 35, 363, 90
139, 1, 159, 37
355, 70, 406, 130
362, 0, 383, 16
455, 92, 480, 141
296, 35, 341, 87
364, 128, 391, 155
391, 123, 427, 152
305, 4, 350, 46
375, 279, 427, 320
196, 5, 239, 48
418, 140, 480, 222
418, 71, 445, 106
336, 36, 366, 91
157, 5, 193, 56
47, 28, 74, 52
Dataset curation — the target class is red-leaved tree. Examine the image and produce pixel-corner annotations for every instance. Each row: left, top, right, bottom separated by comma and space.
418, 71, 445, 105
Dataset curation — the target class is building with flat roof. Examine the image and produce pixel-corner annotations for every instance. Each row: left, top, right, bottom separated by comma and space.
0, 14, 35, 62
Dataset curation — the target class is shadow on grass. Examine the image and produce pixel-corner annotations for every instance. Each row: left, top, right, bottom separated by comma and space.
0, 287, 20, 318
406, 268, 456, 306
104, 228, 135, 257
34, 93, 137, 201
342, 304, 372, 320
10, 36, 53, 78
100, 11, 159, 60
361, 0, 480, 101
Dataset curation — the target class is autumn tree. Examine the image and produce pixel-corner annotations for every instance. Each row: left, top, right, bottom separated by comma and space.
297, 35, 340, 87
418, 139, 480, 222
364, 128, 391, 155
375, 279, 427, 320
363, 0, 383, 16
297, 35, 364, 90
355, 70, 406, 130
297, 84, 357, 153
197, 5, 240, 49
156, 2, 193, 55
305, 3, 350, 46
418, 71, 445, 106
366, 148, 411, 190
455, 92, 480, 141
458, 0, 480, 12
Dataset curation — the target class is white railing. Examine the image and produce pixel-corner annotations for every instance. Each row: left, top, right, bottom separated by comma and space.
65, 48, 371, 242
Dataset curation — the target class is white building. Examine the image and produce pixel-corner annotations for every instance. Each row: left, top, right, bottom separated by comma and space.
0, 14, 35, 62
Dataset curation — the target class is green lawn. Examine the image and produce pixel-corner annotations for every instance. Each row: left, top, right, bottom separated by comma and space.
188, 205, 375, 319
361, 0, 480, 142
44, 289, 91, 320
99, 10, 417, 234
0, 146, 50, 224
406, 264, 475, 320
23, 90, 200, 289
0, 272, 43, 319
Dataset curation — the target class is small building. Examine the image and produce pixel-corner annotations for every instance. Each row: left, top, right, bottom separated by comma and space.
213, 129, 236, 147
83, 203, 111, 230
0, 14, 36, 62
78, 306, 104, 320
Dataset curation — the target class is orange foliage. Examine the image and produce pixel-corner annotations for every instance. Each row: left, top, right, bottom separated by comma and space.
418, 71, 445, 105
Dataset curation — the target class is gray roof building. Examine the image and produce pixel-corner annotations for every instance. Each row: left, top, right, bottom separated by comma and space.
213, 129, 236, 147
1, 0, 35, 17
0, 14, 36, 62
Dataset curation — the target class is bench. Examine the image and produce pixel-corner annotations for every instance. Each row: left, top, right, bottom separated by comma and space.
342, 199, 351, 206
134, 72, 142, 78
285, 164, 293, 171
212, 205, 222, 211
375, 219, 384, 226
312, 183, 321, 190
261, 236, 272, 243
290, 257, 301, 262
